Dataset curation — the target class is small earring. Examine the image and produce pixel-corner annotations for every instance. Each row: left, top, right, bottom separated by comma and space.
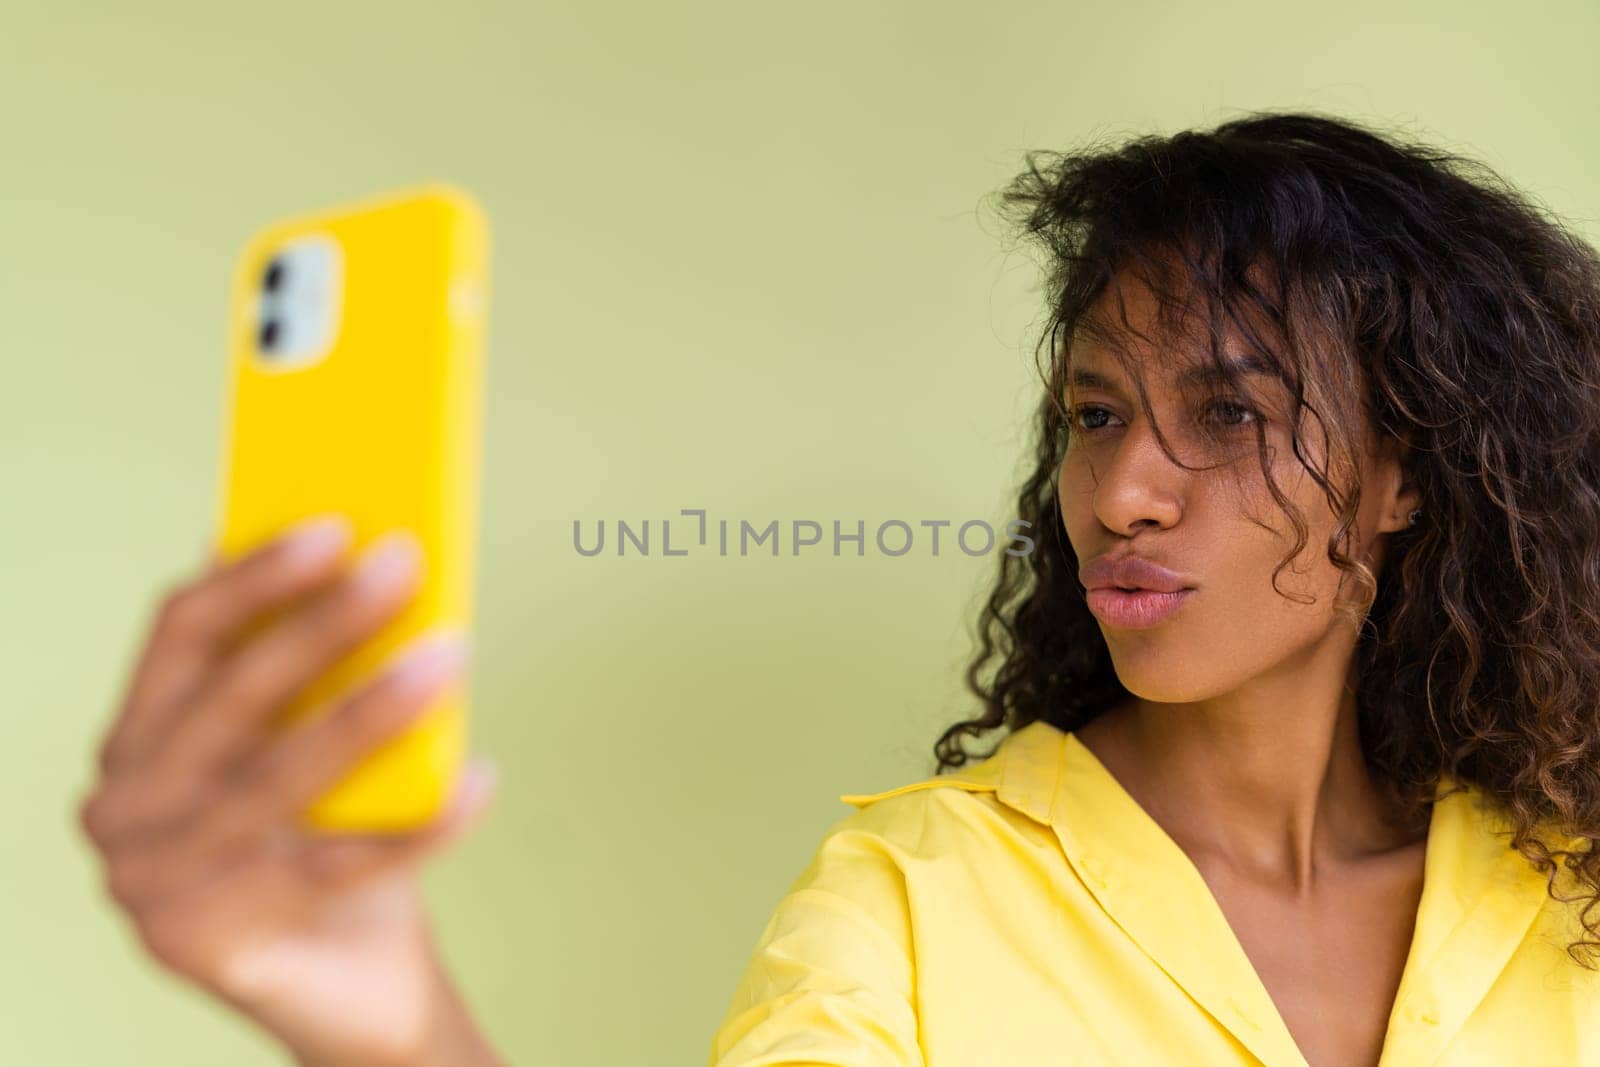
1407, 508, 1423, 527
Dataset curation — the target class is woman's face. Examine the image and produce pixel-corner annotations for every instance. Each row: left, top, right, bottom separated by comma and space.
1057, 273, 1416, 704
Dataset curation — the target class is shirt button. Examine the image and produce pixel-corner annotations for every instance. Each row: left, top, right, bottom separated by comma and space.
1416, 1006, 1439, 1026
1080, 857, 1107, 888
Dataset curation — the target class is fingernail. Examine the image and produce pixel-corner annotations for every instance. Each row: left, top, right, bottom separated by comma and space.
354, 531, 422, 590
278, 515, 352, 564
468, 756, 499, 795
459, 757, 499, 809
388, 630, 470, 691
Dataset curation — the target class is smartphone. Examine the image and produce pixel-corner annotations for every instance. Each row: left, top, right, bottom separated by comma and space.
210, 183, 490, 833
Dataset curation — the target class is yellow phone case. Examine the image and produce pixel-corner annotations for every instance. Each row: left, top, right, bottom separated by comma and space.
211, 183, 489, 833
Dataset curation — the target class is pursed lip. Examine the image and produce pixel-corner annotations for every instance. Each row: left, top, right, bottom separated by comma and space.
1079, 554, 1194, 594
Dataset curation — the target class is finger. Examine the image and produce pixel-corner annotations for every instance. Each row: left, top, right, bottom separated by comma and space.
201, 539, 229, 574
150, 531, 425, 784
110, 630, 470, 897
298, 755, 499, 891
111, 517, 356, 765
99, 515, 356, 776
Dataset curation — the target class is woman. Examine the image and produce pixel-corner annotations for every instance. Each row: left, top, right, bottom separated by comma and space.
707, 113, 1600, 1066
80, 110, 1600, 1066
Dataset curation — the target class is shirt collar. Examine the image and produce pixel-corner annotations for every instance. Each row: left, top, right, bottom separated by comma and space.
842, 718, 1561, 1067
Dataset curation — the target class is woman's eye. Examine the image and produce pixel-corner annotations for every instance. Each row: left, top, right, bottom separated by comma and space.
1206, 398, 1260, 429
1064, 400, 1262, 441
1068, 405, 1116, 435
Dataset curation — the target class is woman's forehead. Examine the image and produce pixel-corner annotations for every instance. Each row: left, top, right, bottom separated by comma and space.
1071, 253, 1303, 366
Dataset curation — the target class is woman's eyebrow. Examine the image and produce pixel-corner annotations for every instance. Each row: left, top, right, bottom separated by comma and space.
1067, 367, 1122, 393
1069, 353, 1283, 393
1178, 353, 1285, 388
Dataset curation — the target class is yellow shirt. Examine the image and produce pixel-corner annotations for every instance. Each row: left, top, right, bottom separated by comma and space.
707, 719, 1599, 1066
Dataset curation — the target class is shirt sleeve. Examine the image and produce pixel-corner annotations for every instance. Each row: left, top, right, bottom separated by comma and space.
706, 797, 929, 1067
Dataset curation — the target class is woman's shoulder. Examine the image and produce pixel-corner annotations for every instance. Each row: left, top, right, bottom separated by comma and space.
837, 755, 1005, 810
827, 720, 1066, 846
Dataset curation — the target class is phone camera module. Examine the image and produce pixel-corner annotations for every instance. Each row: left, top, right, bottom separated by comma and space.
250, 235, 339, 368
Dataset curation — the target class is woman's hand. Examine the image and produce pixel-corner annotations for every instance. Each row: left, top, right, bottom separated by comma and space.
77, 517, 502, 1066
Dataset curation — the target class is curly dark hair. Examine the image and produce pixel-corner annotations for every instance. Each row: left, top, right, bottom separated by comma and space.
934, 109, 1600, 967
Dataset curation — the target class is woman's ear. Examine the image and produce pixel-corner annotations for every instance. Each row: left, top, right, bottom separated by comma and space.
1376, 434, 1423, 533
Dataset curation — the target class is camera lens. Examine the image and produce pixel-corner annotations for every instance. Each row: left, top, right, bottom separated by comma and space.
263, 259, 284, 292
259, 319, 280, 350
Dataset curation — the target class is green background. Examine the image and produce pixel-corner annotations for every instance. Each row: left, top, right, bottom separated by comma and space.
4, 2, 1597, 1063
